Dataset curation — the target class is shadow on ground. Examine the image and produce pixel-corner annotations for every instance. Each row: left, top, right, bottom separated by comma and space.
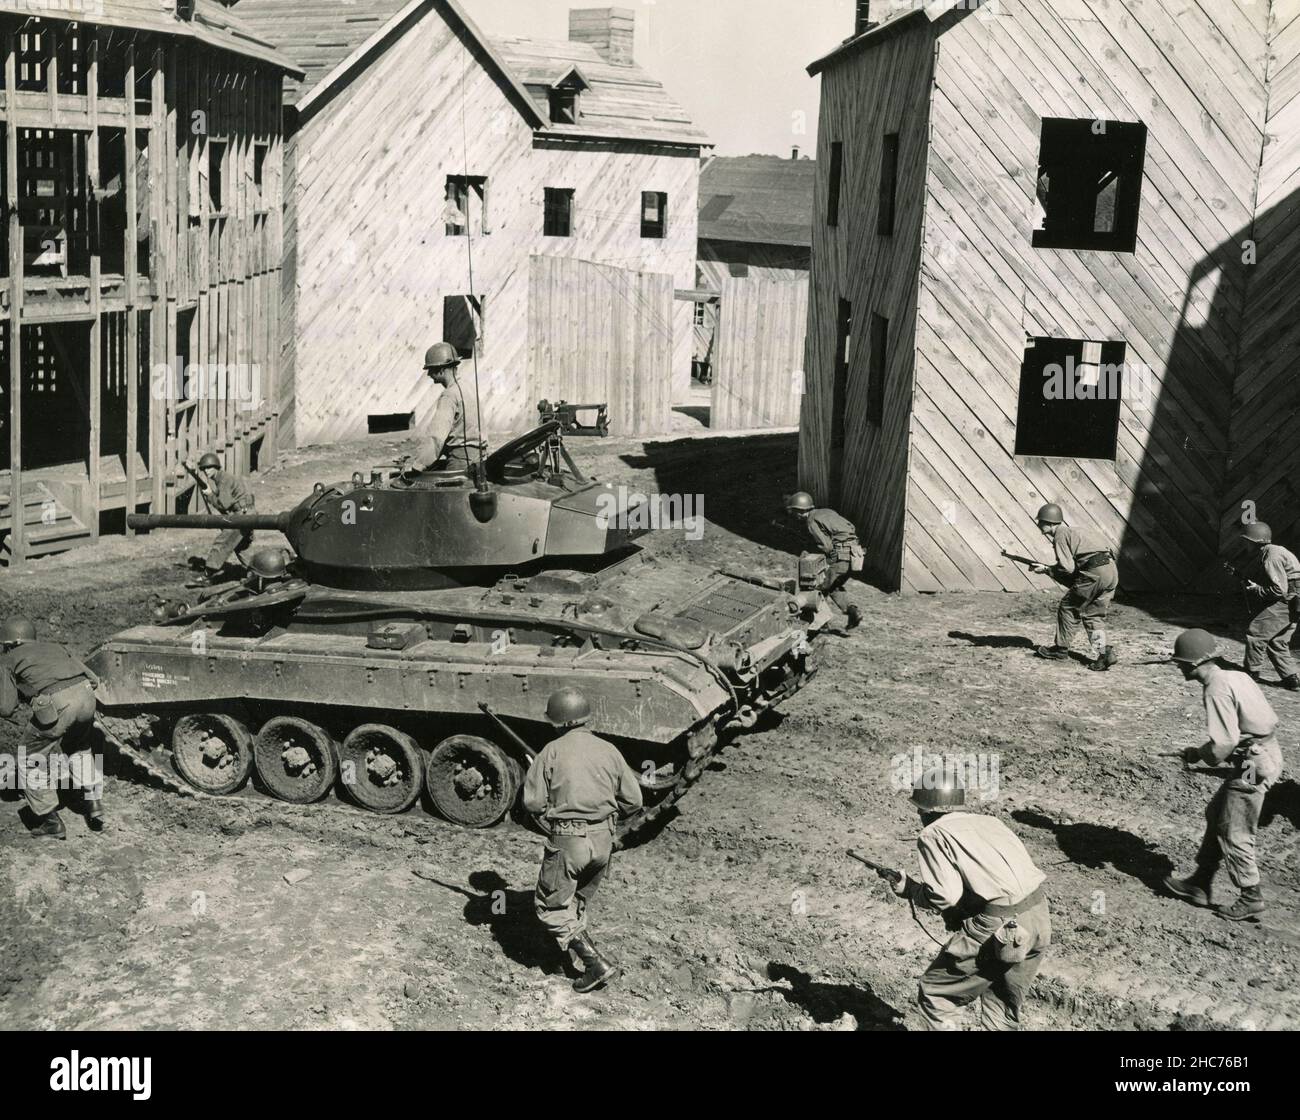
1013, 809, 1174, 891
764, 962, 905, 1030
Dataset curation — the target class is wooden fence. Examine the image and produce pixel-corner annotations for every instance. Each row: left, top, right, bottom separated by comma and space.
528, 255, 674, 437
711, 274, 807, 429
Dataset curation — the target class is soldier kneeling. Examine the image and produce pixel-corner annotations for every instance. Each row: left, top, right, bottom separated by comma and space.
785, 492, 863, 630
522, 688, 643, 992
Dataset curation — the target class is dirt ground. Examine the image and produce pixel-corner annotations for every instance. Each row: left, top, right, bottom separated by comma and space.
2, 426, 1297, 1031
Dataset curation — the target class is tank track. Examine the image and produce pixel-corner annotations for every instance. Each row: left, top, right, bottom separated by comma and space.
96, 710, 724, 846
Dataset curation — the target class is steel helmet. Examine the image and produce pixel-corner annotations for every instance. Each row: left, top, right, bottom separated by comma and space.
545, 687, 591, 727
197, 451, 221, 471
786, 491, 816, 513
1241, 522, 1272, 545
423, 341, 460, 371
1035, 503, 1064, 525
0, 617, 36, 644
911, 768, 966, 813
248, 549, 288, 580
1171, 628, 1217, 666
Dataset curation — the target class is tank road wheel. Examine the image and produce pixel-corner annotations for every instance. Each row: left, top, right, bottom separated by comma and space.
339, 724, 424, 815
171, 713, 253, 795
253, 717, 339, 804
425, 735, 523, 829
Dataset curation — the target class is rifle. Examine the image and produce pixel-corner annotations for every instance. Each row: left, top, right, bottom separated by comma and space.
1001, 549, 1047, 570
846, 848, 902, 885
183, 462, 229, 515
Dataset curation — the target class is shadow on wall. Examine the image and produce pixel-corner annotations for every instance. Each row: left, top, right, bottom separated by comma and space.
1118, 185, 1300, 611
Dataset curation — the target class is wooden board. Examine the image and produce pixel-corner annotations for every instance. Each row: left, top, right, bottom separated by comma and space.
710, 274, 806, 430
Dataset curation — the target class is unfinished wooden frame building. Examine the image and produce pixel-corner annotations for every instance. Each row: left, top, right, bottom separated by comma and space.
802, 0, 1300, 592
0, 1, 298, 562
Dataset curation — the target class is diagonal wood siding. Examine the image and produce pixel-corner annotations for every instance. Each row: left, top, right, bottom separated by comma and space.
1222, 0, 1300, 552
527, 254, 672, 437
710, 274, 806, 430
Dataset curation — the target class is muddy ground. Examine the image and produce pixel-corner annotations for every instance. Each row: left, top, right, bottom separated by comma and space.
1, 427, 1297, 1031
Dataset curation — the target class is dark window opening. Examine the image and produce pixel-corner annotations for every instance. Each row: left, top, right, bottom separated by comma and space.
1014, 337, 1125, 459
827, 141, 843, 227
445, 175, 489, 236
543, 187, 574, 237
253, 143, 268, 192
368, 412, 414, 435
1033, 118, 1146, 252
208, 139, 226, 212
18, 127, 92, 277
829, 297, 852, 504
548, 88, 579, 124
176, 306, 196, 401
866, 312, 888, 425
728, 261, 749, 278
56, 23, 87, 96
17, 29, 47, 92
878, 133, 898, 236
641, 191, 667, 239
96, 127, 128, 275
693, 302, 707, 326
443, 294, 483, 359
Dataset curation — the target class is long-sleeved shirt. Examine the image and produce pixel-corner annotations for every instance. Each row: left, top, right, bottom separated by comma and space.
805, 508, 858, 561
201, 470, 255, 514
911, 812, 1045, 911
1052, 523, 1111, 574
1198, 668, 1279, 764
521, 728, 644, 822
1248, 543, 1300, 599
413, 382, 483, 470
0, 642, 97, 718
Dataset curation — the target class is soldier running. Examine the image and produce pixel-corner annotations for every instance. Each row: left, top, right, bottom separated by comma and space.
186, 450, 257, 584
409, 342, 485, 474
522, 687, 643, 992
1, 618, 103, 839
1029, 502, 1119, 670
885, 770, 1051, 1031
785, 492, 863, 629
1163, 629, 1284, 921
1235, 522, 1300, 690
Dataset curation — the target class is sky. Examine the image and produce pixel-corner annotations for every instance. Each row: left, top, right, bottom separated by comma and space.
459, 0, 859, 157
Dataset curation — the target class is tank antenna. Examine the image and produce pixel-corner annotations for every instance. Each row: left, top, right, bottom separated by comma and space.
458, 44, 487, 485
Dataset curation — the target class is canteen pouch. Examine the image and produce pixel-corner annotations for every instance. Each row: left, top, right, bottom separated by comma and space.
992, 918, 1031, 963
848, 542, 866, 573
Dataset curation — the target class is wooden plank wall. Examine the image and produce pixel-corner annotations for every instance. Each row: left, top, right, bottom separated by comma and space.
287, 6, 699, 448
901, 0, 1271, 592
710, 274, 806, 430
1222, 0, 1300, 552
527, 253, 672, 437
799, 23, 935, 590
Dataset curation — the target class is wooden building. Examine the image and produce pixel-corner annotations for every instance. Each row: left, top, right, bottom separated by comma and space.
232, 0, 707, 447
693, 151, 813, 385
0, 0, 299, 563
801, 0, 1300, 592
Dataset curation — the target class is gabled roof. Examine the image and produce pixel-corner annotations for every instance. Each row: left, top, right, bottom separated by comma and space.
492, 34, 708, 148
807, 6, 928, 75
232, 0, 706, 146
698, 155, 816, 247
0, 0, 302, 74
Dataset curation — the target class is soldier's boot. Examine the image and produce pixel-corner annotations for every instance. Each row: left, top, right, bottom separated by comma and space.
1034, 645, 1069, 660
1163, 866, 1214, 908
27, 811, 67, 840
845, 605, 862, 630
84, 798, 106, 832
1281, 674, 1300, 692
569, 934, 619, 993
1216, 884, 1265, 922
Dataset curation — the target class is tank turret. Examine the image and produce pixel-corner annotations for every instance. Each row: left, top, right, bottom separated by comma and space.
129, 422, 649, 589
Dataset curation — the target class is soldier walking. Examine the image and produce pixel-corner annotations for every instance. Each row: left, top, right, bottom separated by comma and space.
1234, 522, 1300, 690
186, 450, 257, 584
1163, 629, 1284, 921
882, 771, 1051, 1030
1029, 502, 1119, 670
408, 342, 485, 474
522, 688, 643, 992
785, 492, 863, 629
1, 618, 103, 839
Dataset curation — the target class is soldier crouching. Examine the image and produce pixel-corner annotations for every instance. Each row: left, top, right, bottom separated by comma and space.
522, 687, 643, 992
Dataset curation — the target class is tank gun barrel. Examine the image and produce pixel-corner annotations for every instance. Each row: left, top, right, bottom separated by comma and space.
127, 512, 290, 533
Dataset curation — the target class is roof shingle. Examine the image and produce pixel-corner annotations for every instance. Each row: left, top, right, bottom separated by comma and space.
698, 154, 816, 247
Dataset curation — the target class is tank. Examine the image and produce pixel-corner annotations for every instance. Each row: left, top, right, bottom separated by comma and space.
90, 421, 832, 842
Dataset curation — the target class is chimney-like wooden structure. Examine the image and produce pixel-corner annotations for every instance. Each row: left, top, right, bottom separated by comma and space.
569, 7, 634, 67
855, 2, 875, 37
